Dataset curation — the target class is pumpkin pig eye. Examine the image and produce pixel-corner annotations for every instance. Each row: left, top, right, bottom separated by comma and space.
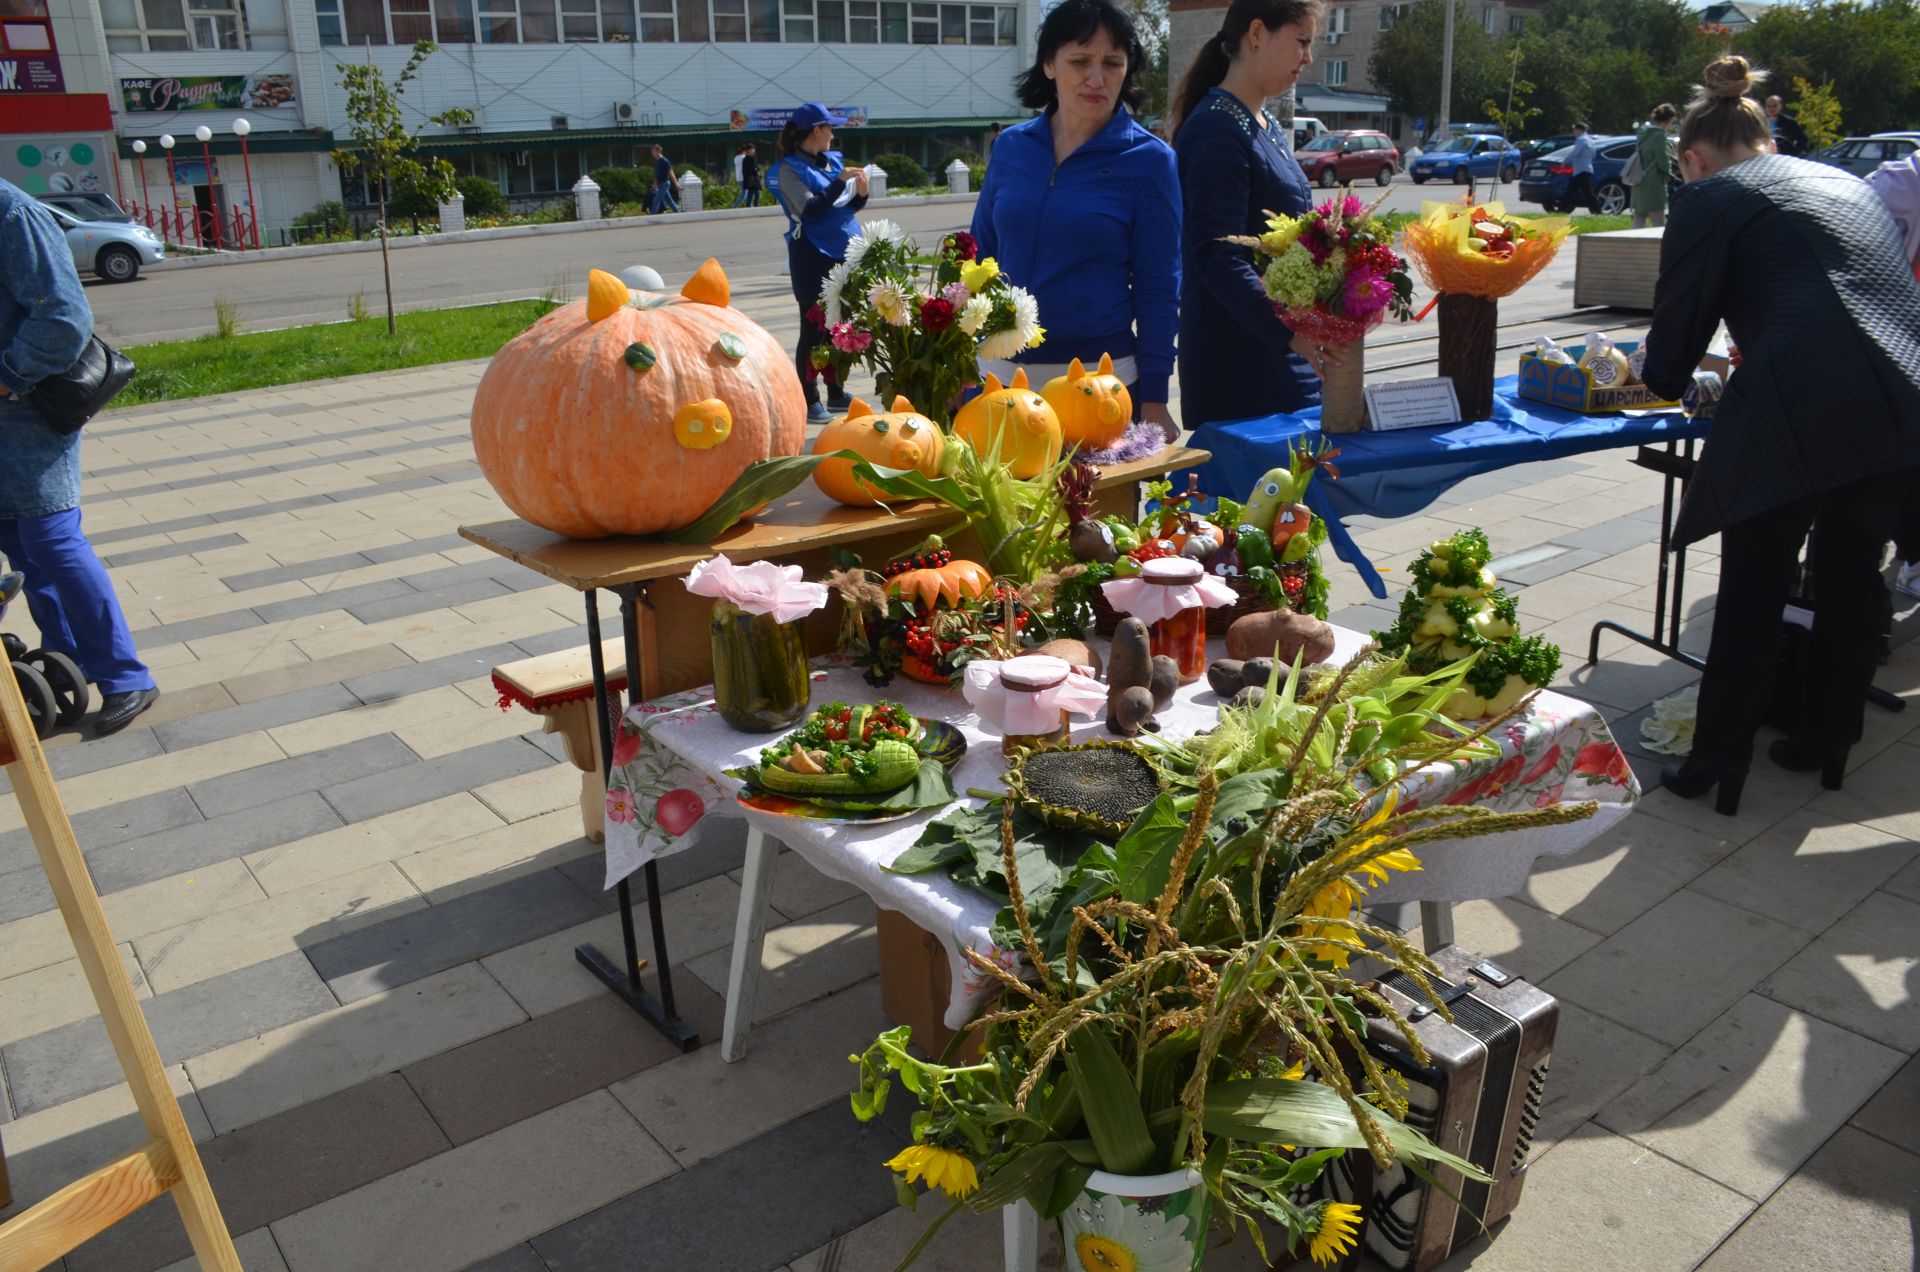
873, 420, 890, 433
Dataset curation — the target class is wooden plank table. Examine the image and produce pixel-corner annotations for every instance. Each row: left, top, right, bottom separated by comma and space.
458, 446, 1208, 1048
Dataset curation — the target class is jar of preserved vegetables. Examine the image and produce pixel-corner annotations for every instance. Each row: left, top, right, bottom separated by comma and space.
1141, 557, 1209, 684
997, 656, 1074, 756
709, 599, 810, 731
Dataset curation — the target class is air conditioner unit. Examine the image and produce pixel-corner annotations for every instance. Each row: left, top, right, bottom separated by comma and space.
456, 105, 484, 132
614, 101, 640, 125
551, 115, 569, 130
1323, 29, 1344, 42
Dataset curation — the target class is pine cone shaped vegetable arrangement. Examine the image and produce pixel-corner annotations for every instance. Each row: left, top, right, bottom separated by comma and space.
1372, 529, 1562, 718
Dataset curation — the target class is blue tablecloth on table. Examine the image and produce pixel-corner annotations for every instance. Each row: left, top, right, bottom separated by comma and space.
1180, 375, 1713, 598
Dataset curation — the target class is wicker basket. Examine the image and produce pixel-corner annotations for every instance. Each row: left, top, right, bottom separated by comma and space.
1089, 564, 1306, 638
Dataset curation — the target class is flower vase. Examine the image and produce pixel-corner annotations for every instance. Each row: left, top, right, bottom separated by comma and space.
1059, 1167, 1208, 1272
1437, 293, 1499, 422
1319, 337, 1368, 434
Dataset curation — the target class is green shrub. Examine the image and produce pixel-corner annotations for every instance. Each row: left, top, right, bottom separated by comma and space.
588, 166, 644, 205
870, 152, 928, 186
292, 200, 352, 238
386, 186, 438, 220
457, 175, 506, 215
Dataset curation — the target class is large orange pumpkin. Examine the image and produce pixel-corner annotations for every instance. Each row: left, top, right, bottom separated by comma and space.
810, 396, 946, 506
470, 260, 805, 538
1044, 353, 1133, 451
952, 369, 1061, 479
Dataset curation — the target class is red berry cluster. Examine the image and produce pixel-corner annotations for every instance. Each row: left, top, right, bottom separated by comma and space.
1129, 539, 1179, 563
882, 547, 953, 579
1282, 572, 1306, 599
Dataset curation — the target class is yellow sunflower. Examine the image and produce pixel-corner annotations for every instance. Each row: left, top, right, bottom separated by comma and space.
1309, 1201, 1363, 1266
885, 1143, 979, 1200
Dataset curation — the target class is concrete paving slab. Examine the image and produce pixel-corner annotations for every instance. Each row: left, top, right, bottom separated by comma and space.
1761, 891, 1920, 1052
1514, 810, 1735, 936
1689, 809, 1918, 934
1696, 1127, 1918, 1272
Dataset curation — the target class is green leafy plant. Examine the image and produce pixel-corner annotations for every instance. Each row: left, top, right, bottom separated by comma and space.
861, 649, 1597, 1265
332, 40, 471, 334
212, 296, 239, 339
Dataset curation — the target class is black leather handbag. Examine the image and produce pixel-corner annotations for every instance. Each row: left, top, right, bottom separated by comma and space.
26, 336, 136, 434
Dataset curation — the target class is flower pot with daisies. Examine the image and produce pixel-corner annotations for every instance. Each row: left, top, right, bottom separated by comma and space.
854, 650, 1602, 1266
815, 224, 1046, 430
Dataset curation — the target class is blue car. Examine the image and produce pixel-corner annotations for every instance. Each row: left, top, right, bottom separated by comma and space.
1408, 135, 1522, 185
1517, 135, 1637, 214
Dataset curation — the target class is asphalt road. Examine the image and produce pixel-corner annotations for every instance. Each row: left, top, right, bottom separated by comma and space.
87, 175, 1550, 345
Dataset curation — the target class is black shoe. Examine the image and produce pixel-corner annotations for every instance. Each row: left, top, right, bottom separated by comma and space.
1660, 757, 1747, 816
1768, 737, 1847, 791
825, 393, 853, 413
94, 687, 159, 736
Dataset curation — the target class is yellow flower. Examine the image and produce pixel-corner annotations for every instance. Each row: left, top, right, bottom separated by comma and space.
1309, 1201, 1363, 1266
960, 257, 1002, 293
885, 1143, 979, 1200
1026, 323, 1047, 349
1259, 216, 1304, 256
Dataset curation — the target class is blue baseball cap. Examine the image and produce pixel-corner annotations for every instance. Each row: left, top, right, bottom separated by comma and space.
791, 102, 848, 130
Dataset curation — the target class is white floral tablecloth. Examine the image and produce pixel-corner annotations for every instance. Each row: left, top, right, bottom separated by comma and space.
604, 627, 1639, 1028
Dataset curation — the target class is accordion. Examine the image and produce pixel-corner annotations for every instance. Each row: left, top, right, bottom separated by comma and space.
1326, 944, 1558, 1271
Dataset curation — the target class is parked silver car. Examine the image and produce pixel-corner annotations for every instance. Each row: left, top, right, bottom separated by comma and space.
36, 194, 165, 283
1810, 134, 1920, 177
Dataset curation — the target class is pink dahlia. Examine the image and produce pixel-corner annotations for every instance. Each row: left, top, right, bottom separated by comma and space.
1342, 266, 1394, 318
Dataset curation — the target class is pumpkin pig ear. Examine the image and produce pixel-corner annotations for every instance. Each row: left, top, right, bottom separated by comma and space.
1011, 368, 1030, 388
847, 397, 874, 419
891, 395, 916, 414
983, 372, 1005, 394
1099, 352, 1114, 375
586, 269, 629, 323
681, 258, 731, 308
1066, 357, 1087, 382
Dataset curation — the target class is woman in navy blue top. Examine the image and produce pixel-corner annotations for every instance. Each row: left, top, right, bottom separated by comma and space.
1171, 0, 1327, 430
970, 0, 1181, 441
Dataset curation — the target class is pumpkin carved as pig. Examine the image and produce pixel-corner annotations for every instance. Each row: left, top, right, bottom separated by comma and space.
810, 396, 945, 506
1043, 353, 1133, 452
952, 368, 1061, 479
470, 259, 805, 538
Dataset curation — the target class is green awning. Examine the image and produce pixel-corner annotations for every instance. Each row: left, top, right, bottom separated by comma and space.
406, 118, 1006, 155
117, 131, 338, 159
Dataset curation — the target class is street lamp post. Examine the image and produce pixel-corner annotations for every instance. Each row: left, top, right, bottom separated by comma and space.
194, 124, 222, 249
159, 133, 187, 244
233, 117, 260, 249
1437, 0, 1456, 151
131, 139, 152, 231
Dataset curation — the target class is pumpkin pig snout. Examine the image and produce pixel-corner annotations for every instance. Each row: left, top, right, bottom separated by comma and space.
673, 399, 733, 450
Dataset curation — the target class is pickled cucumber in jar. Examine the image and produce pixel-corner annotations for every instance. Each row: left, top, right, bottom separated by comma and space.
710, 599, 810, 731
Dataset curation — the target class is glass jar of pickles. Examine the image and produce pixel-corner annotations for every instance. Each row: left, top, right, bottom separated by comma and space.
709, 599, 810, 732
997, 656, 1073, 756
1141, 557, 1209, 684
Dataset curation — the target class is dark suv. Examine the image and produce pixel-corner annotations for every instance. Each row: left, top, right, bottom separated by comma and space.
1294, 130, 1402, 188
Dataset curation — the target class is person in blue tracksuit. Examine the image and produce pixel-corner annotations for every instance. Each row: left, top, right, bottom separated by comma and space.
770, 102, 869, 424
0, 178, 158, 736
970, 0, 1181, 441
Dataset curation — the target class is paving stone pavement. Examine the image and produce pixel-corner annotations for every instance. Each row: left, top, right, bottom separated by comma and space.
2, 259, 1917, 1270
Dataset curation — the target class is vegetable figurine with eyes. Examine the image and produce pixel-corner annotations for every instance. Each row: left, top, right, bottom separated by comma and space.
810, 396, 946, 506
952, 368, 1062, 479
469, 259, 805, 538
1043, 353, 1133, 452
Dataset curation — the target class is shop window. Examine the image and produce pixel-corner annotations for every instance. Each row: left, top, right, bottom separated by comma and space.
849, 0, 877, 40
783, 0, 813, 40
637, 0, 672, 39
749, 0, 777, 40
521, 0, 558, 41
966, 4, 991, 44
880, 0, 906, 40
675, 0, 705, 39
994, 6, 1012, 42
478, 0, 518, 41
817, 0, 843, 39
389, 0, 432, 41
1325, 58, 1347, 86
310, 0, 343, 43
601, 0, 636, 38
187, 0, 244, 45
909, 1, 935, 41
560, 0, 599, 39
434, 0, 475, 40
937, 3, 961, 42
712, 0, 745, 39
342, 0, 387, 41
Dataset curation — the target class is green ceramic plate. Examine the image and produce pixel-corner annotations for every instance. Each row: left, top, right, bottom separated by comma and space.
915, 718, 968, 770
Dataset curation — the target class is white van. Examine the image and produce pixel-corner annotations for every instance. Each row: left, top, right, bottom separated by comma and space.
1292, 116, 1327, 148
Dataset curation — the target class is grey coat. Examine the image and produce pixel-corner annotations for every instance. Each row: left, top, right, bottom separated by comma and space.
1642, 154, 1920, 547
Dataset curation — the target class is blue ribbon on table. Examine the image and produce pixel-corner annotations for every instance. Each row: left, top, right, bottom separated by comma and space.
1178, 376, 1713, 599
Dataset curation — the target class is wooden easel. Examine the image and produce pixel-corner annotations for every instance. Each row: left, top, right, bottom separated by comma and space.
0, 646, 240, 1272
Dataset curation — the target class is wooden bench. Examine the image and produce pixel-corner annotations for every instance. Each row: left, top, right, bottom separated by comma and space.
491, 641, 627, 843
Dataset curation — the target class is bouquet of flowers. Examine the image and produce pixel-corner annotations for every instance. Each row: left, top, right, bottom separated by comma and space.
814, 222, 1045, 426
1399, 200, 1569, 299
1233, 192, 1414, 432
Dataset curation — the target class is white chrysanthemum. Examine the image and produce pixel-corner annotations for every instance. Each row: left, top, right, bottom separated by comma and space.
1009, 286, 1042, 344
867, 278, 912, 327
1639, 684, 1698, 756
957, 294, 993, 336
1059, 1192, 1194, 1272
844, 218, 907, 273
977, 328, 1026, 361
821, 261, 851, 324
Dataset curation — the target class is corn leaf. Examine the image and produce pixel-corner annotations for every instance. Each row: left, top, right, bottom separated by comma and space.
1067, 1028, 1158, 1175
969, 1142, 1069, 1211
1203, 1078, 1490, 1179
659, 451, 858, 544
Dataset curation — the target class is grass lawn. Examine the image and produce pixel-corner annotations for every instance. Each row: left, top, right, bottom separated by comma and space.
119, 298, 557, 406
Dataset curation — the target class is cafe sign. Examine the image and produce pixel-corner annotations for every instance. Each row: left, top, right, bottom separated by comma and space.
121, 73, 297, 113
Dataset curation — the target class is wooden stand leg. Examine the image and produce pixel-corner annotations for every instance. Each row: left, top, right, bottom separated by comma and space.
1002, 1201, 1040, 1272
721, 829, 780, 1063
540, 698, 607, 844
1420, 900, 1455, 953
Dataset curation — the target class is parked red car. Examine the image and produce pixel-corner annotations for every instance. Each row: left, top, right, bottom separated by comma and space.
1294, 130, 1402, 188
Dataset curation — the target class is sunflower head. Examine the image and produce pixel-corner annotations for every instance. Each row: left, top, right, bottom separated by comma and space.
1309, 1200, 1364, 1266
885, 1143, 979, 1200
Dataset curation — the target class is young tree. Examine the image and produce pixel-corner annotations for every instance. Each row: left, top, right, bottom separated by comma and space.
1370, 0, 1506, 132
1791, 76, 1845, 151
333, 41, 470, 334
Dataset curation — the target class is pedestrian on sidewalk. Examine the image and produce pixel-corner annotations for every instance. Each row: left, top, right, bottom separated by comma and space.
0, 177, 159, 736
1566, 121, 1599, 213
648, 144, 680, 214
769, 102, 869, 424
1763, 94, 1809, 158
1630, 103, 1677, 228
738, 143, 763, 208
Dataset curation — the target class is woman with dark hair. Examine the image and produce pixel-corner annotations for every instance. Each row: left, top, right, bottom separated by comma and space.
770, 102, 870, 423
1169, 0, 1328, 432
968, 0, 1181, 442
1630, 102, 1677, 229
1642, 56, 1920, 812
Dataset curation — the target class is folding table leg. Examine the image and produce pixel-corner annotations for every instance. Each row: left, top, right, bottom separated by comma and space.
1419, 900, 1455, 953
1002, 1200, 1039, 1272
721, 828, 780, 1063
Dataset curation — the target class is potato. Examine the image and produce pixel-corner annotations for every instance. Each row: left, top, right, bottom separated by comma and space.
1108, 618, 1151, 690
1032, 637, 1102, 678
1148, 655, 1180, 711
1107, 685, 1157, 737
1241, 657, 1274, 689
1232, 684, 1266, 708
1225, 610, 1336, 665
1206, 659, 1246, 698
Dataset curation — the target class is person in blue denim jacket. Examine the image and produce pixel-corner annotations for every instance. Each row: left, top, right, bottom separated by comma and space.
0, 177, 158, 735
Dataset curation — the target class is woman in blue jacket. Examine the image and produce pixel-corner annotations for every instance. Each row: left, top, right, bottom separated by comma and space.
771, 102, 870, 424
969, 0, 1180, 442
1170, 0, 1328, 431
